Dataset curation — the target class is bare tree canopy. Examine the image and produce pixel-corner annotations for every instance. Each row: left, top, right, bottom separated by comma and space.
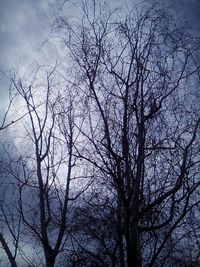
0, 1, 200, 266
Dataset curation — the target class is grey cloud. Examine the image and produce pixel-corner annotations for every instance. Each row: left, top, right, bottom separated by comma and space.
148, 0, 200, 35
0, 0, 59, 112
0, 0, 199, 105
177, 0, 200, 34
0, 0, 58, 73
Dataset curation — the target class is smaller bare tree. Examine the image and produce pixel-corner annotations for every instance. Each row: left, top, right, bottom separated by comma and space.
5, 65, 86, 267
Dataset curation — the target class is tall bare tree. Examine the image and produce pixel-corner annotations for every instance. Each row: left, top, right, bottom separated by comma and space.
1, 1, 200, 266
56, 1, 200, 266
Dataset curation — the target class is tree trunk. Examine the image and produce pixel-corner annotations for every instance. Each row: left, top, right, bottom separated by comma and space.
124, 212, 142, 267
0, 232, 17, 267
45, 250, 56, 267
131, 224, 142, 267
46, 257, 55, 267
117, 194, 125, 267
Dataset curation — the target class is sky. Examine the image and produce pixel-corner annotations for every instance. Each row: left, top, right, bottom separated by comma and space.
0, 0, 199, 265
0, 0, 199, 113
0, 0, 200, 71
0, 0, 57, 71
0, 0, 199, 72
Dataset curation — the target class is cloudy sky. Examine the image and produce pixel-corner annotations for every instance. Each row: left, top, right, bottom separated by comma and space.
0, 0, 200, 101
0, 0, 200, 69
0, 0, 58, 71
0, 0, 199, 265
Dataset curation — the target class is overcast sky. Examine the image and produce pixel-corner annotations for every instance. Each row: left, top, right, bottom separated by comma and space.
0, 0, 200, 100
0, 1, 199, 264
0, 0, 200, 70
0, 0, 58, 71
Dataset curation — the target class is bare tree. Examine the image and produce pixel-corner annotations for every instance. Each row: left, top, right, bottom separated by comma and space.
2, 64, 85, 267
0, 72, 25, 267
0, 146, 36, 267
1, 1, 200, 266
56, 1, 200, 266
0, 180, 20, 267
